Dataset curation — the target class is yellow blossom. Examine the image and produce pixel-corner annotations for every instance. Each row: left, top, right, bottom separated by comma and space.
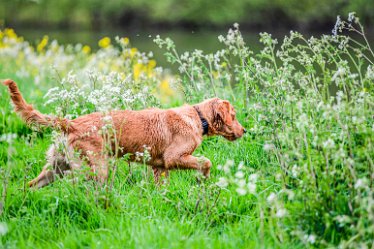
0, 31, 3, 48
130, 48, 138, 58
147, 59, 157, 77
98, 37, 111, 48
4, 28, 17, 39
121, 37, 129, 46
82, 45, 91, 54
37, 35, 49, 52
221, 62, 227, 68
160, 79, 174, 96
212, 71, 219, 79
148, 59, 156, 69
133, 63, 144, 80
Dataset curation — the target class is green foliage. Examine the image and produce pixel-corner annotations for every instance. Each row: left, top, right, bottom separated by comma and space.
0, 14, 373, 248
155, 14, 374, 248
2, 0, 374, 28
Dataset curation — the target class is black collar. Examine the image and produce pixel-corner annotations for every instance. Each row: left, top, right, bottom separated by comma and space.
193, 106, 209, 135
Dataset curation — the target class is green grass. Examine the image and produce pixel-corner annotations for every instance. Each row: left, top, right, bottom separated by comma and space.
1, 16, 373, 248
0, 74, 296, 248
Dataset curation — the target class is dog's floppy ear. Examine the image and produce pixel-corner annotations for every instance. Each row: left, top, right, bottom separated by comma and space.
212, 99, 232, 129
219, 100, 233, 125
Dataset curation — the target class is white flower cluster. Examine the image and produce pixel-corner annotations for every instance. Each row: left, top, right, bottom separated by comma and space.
0, 222, 8, 236
44, 70, 155, 117
1, 31, 166, 117
216, 160, 258, 196
0, 133, 17, 143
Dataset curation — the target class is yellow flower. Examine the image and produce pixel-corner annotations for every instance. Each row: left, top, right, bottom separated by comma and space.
221, 62, 227, 68
148, 59, 156, 69
147, 59, 157, 77
4, 28, 17, 39
0, 31, 3, 48
133, 63, 144, 80
98, 37, 111, 48
212, 71, 219, 79
37, 35, 49, 52
130, 47, 138, 58
121, 37, 129, 46
82, 45, 91, 54
160, 79, 174, 96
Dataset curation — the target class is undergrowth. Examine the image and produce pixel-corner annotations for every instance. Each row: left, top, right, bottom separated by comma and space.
0, 13, 373, 248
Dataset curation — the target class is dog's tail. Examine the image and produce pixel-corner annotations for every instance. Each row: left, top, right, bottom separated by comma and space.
3, 79, 73, 132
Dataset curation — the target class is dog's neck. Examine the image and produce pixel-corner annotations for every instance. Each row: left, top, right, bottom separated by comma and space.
193, 105, 209, 135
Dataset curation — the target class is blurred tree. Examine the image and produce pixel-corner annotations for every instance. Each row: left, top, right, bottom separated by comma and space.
1, 0, 373, 30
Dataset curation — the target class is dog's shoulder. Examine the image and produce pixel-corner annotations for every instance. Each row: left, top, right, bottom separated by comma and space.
165, 106, 201, 136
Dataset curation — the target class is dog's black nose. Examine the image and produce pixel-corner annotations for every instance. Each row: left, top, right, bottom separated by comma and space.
243, 128, 247, 133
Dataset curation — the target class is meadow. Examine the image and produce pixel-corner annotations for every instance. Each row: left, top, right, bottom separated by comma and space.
0, 14, 373, 248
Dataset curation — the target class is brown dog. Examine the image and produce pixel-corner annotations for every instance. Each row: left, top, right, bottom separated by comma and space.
3, 79, 246, 188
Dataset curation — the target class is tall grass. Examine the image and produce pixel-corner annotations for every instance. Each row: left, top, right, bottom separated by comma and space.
0, 13, 373, 248
155, 13, 374, 248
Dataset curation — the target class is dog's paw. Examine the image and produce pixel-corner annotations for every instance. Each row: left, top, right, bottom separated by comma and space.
198, 156, 211, 178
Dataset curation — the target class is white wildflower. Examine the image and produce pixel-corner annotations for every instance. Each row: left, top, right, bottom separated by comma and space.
237, 179, 246, 188
296, 113, 308, 130
247, 182, 256, 194
267, 192, 277, 203
226, 159, 234, 167
236, 187, 247, 196
305, 234, 316, 244
335, 215, 351, 227
332, 67, 346, 82
102, 115, 113, 123
0, 133, 17, 143
248, 174, 258, 182
0, 223, 8, 236
235, 171, 244, 178
366, 65, 374, 80
332, 16, 342, 36
354, 178, 368, 189
237, 161, 244, 170
291, 164, 299, 178
296, 101, 303, 111
263, 143, 275, 151
276, 208, 287, 218
322, 138, 335, 149
348, 12, 356, 23
216, 177, 229, 188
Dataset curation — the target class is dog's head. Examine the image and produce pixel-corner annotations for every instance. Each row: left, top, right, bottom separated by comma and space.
200, 98, 246, 141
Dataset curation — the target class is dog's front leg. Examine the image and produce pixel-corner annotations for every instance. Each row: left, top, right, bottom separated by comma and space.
165, 155, 211, 177
88, 156, 108, 184
164, 138, 211, 177
152, 167, 169, 184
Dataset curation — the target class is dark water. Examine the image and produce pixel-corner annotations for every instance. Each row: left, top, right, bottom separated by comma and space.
14, 28, 283, 70
15, 28, 373, 72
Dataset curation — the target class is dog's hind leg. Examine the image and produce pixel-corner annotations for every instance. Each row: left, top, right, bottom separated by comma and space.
28, 143, 74, 188
28, 163, 56, 188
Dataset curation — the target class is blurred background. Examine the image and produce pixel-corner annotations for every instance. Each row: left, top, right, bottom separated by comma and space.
1, 0, 373, 67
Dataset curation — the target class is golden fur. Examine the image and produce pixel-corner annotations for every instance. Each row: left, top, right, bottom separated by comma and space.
3, 79, 246, 187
